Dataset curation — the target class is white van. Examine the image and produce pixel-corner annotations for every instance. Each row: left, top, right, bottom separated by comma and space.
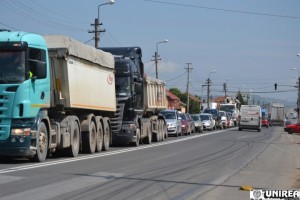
238, 105, 262, 132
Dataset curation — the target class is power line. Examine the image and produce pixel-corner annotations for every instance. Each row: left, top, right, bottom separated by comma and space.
144, 0, 300, 20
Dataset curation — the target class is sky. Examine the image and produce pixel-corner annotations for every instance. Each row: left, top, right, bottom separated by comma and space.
1, 0, 300, 105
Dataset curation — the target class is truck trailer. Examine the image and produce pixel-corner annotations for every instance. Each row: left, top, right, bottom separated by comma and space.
0, 31, 116, 162
101, 47, 167, 146
270, 103, 285, 126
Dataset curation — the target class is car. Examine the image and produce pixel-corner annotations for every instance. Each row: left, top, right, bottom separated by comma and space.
284, 120, 293, 133
186, 113, 196, 134
219, 110, 228, 129
199, 113, 215, 131
284, 122, 300, 134
226, 112, 234, 127
203, 108, 219, 130
190, 114, 204, 133
261, 116, 269, 128
179, 112, 193, 135
160, 109, 182, 137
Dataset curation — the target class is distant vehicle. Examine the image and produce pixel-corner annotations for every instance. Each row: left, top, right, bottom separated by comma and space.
203, 108, 219, 120
261, 109, 269, 128
186, 113, 196, 133
226, 112, 234, 127
179, 113, 192, 135
239, 105, 262, 132
160, 110, 182, 137
199, 113, 215, 131
270, 103, 285, 126
219, 97, 240, 126
190, 114, 204, 133
284, 122, 300, 134
219, 111, 228, 129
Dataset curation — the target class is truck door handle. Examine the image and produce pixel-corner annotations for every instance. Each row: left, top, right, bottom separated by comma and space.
40, 92, 45, 100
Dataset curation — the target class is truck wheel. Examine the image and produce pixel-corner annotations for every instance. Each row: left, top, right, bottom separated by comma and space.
66, 119, 80, 157
288, 129, 293, 134
160, 120, 165, 141
95, 118, 103, 152
145, 122, 152, 144
131, 128, 140, 147
30, 122, 48, 162
102, 118, 110, 151
82, 121, 97, 153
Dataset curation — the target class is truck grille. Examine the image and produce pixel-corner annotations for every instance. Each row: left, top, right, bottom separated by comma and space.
110, 98, 127, 133
0, 93, 12, 140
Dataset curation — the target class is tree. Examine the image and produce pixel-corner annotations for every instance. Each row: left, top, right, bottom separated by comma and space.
236, 91, 246, 108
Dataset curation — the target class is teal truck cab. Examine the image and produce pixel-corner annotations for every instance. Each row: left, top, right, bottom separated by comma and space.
0, 31, 116, 162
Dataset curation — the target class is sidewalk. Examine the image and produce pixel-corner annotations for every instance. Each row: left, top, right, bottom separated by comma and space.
200, 127, 300, 200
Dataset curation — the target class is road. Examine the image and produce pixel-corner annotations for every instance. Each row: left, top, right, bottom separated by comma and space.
0, 126, 298, 200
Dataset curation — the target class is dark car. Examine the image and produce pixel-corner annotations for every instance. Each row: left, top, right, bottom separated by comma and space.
179, 112, 193, 135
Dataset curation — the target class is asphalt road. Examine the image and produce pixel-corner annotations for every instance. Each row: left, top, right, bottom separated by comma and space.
0, 126, 298, 200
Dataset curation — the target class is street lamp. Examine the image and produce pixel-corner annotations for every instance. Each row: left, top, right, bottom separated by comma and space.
94, 0, 115, 48
292, 67, 300, 121
207, 69, 216, 108
154, 39, 168, 79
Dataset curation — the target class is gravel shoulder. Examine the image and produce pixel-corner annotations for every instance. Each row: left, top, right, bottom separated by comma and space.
200, 127, 300, 200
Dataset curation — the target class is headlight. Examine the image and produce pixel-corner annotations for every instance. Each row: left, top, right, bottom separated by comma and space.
168, 123, 176, 128
11, 128, 31, 136
182, 125, 186, 127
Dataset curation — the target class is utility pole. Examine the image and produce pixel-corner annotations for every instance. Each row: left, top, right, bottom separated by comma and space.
185, 63, 193, 113
89, 18, 106, 48
223, 82, 227, 98
207, 78, 211, 109
298, 77, 300, 120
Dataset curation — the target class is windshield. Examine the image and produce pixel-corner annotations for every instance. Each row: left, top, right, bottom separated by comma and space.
179, 113, 186, 120
191, 115, 199, 121
161, 112, 176, 119
0, 51, 26, 83
115, 76, 131, 96
200, 115, 209, 121
220, 105, 235, 112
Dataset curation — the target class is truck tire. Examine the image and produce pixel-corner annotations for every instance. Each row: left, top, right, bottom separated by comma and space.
102, 118, 110, 151
144, 122, 152, 144
66, 118, 80, 157
95, 117, 103, 152
30, 122, 48, 162
131, 128, 140, 147
82, 121, 97, 153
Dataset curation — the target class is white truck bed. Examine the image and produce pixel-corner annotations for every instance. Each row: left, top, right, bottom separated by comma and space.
44, 35, 116, 112
143, 76, 167, 113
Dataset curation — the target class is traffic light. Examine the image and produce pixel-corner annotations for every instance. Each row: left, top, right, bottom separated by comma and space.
274, 83, 277, 90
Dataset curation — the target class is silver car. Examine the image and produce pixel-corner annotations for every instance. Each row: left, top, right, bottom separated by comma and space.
199, 113, 215, 131
160, 110, 182, 137
190, 114, 204, 133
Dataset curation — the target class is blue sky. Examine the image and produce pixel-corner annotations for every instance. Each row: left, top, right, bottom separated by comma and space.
1, 0, 300, 104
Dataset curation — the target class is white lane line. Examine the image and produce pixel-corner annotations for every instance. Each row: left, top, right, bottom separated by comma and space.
0, 129, 229, 174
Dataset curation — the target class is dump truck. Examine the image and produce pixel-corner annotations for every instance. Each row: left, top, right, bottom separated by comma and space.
101, 47, 167, 146
0, 31, 116, 162
219, 97, 240, 126
270, 103, 285, 126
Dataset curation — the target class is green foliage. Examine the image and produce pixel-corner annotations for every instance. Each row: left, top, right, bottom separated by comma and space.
236, 91, 246, 108
169, 88, 200, 114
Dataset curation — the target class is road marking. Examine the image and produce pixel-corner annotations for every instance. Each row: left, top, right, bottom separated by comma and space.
0, 172, 123, 200
0, 129, 230, 174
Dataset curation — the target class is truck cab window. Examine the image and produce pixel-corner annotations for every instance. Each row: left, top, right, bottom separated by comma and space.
0, 51, 26, 83
27, 47, 46, 79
